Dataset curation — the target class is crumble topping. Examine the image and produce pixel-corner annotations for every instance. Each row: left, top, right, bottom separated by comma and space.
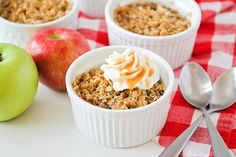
114, 1, 191, 36
72, 68, 165, 110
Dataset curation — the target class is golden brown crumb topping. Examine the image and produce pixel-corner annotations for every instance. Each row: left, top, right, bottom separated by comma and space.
114, 1, 191, 36
72, 68, 165, 110
0, 0, 72, 24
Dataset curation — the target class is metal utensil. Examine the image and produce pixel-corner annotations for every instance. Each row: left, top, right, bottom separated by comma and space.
159, 63, 236, 157
210, 68, 236, 112
202, 67, 236, 157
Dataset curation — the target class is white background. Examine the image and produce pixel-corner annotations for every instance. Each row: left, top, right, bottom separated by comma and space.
0, 83, 163, 157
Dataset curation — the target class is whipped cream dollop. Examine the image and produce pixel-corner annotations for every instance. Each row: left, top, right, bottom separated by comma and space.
100, 49, 160, 91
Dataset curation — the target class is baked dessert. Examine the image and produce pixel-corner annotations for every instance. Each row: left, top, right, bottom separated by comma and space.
72, 49, 165, 110
0, 0, 72, 24
114, 1, 191, 36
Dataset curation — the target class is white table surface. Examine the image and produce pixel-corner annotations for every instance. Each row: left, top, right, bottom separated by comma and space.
0, 83, 163, 157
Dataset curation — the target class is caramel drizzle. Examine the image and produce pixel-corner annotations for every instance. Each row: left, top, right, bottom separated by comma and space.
119, 54, 135, 71
113, 58, 125, 65
145, 79, 150, 89
127, 67, 146, 89
148, 68, 154, 77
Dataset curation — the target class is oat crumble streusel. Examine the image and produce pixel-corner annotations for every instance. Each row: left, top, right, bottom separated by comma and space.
0, 0, 72, 24
114, 1, 191, 36
72, 68, 165, 110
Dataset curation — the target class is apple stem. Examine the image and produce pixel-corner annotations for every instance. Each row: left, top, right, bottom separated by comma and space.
49, 34, 61, 39
0, 53, 2, 62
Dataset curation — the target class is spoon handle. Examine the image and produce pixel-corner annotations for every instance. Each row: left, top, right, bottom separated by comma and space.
202, 108, 233, 157
158, 115, 204, 157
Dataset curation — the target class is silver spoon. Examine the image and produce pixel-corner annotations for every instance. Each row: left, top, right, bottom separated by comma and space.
159, 63, 236, 157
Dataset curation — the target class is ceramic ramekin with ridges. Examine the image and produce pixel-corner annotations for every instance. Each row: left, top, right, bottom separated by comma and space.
105, 0, 202, 69
0, 0, 79, 49
66, 46, 174, 148
78, 0, 108, 18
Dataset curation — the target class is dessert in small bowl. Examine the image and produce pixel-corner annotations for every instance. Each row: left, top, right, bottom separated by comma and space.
66, 46, 174, 148
105, 0, 202, 69
0, 0, 79, 48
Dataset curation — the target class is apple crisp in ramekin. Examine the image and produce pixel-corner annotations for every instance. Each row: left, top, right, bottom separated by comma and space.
114, 1, 191, 36
0, 0, 72, 24
66, 46, 174, 148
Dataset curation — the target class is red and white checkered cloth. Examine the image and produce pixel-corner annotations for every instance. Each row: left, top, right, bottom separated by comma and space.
76, 0, 236, 156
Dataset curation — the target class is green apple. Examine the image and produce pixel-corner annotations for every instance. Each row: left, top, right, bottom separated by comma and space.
0, 43, 38, 121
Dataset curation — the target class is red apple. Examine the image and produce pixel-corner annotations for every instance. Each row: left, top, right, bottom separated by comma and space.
28, 28, 90, 91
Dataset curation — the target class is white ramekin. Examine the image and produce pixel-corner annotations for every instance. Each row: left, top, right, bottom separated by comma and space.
66, 46, 174, 148
0, 0, 79, 49
78, 0, 108, 18
105, 0, 202, 69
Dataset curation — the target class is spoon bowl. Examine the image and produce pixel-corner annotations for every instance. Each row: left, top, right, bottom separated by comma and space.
179, 62, 212, 109
210, 68, 236, 112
